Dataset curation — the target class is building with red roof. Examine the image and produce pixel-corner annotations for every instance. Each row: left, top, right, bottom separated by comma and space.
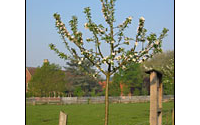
26, 67, 37, 92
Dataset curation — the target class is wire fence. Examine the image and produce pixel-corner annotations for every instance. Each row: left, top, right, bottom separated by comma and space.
162, 109, 174, 125
132, 109, 174, 125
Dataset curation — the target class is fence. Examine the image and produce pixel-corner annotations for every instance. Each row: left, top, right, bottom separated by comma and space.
26, 95, 174, 105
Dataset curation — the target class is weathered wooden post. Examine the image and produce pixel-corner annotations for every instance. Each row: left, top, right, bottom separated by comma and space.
59, 111, 67, 125
146, 69, 163, 125
32, 97, 36, 105
172, 108, 174, 125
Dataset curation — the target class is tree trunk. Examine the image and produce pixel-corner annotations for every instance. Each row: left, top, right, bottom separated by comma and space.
104, 74, 110, 125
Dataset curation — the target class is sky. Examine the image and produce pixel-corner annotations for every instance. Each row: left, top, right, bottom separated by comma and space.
26, 0, 174, 68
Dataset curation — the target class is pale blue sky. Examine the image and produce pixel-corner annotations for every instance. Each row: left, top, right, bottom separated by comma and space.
26, 0, 174, 68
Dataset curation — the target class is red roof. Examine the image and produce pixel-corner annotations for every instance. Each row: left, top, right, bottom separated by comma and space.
98, 81, 106, 88
26, 67, 37, 76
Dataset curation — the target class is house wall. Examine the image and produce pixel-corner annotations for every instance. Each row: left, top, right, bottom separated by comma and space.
26, 68, 32, 92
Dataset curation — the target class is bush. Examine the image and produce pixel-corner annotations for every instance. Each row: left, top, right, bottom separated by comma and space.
26, 92, 33, 98
74, 87, 85, 97
133, 88, 140, 96
141, 88, 149, 95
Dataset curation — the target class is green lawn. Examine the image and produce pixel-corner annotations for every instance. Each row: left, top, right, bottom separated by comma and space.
26, 101, 174, 125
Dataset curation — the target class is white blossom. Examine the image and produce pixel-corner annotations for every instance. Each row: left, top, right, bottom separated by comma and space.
122, 65, 126, 70
110, 60, 114, 64
128, 16, 132, 20
115, 55, 121, 60
78, 61, 82, 65
136, 27, 139, 33
143, 65, 148, 69
139, 60, 143, 63
100, 67, 104, 71
143, 65, 152, 70
93, 74, 97, 78
66, 32, 70, 36
124, 41, 129, 45
99, 29, 104, 33
97, 62, 100, 65
112, 52, 115, 56
155, 40, 159, 45
132, 58, 136, 62
143, 56, 146, 60
141, 50, 145, 54
129, 55, 133, 58
124, 57, 128, 60
111, 41, 115, 44
84, 23, 88, 29
140, 16, 145, 21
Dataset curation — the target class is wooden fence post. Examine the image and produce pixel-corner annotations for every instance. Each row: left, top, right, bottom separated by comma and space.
59, 111, 67, 125
158, 76, 163, 125
146, 69, 163, 125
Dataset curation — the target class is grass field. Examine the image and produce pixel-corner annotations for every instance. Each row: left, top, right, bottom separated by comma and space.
26, 101, 174, 125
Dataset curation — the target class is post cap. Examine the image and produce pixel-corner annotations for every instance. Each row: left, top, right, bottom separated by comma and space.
145, 69, 162, 78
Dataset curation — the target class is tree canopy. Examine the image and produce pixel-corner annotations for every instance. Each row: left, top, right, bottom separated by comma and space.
112, 63, 143, 96
64, 58, 102, 96
28, 62, 66, 97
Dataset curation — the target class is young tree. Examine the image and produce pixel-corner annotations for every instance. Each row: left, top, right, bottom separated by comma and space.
49, 0, 168, 124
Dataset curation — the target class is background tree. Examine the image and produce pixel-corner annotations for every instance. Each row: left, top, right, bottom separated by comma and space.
64, 58, 102, 96
141, 77, 150, 95
108, 80, 121, 96
112, 63, 143, 96
142, 50, 174, 95
73, 86, 85, 97
63, 73, 74, 97
28, 62, 66, 97
49, 0, 168, 124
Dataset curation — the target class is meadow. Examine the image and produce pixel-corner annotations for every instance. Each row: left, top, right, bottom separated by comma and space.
26, 101, 174, 125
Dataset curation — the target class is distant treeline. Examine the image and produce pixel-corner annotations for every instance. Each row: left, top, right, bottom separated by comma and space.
27, 50, 174, 97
